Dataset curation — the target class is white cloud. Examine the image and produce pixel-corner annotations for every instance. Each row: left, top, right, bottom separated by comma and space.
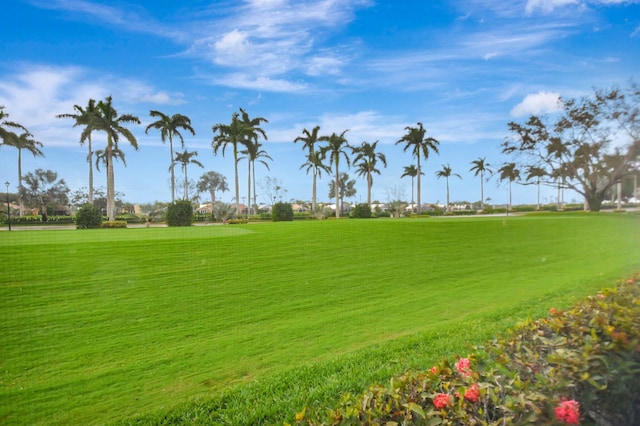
510, 91, 562, 117
525, 0, 640, 14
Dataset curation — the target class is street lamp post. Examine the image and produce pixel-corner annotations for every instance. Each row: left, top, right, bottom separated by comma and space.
5, 181, 11, 231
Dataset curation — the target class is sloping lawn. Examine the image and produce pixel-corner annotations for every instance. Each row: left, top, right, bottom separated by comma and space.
0, 214, 638, 425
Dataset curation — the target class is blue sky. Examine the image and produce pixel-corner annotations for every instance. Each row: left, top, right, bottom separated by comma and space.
1, 0, 639, 206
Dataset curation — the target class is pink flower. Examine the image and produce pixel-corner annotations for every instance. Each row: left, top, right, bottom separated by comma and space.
433, 393, 451, 409
463, 384, 480, 403
456, 357, 472, 376
430, 366, 438, 375
555, 399, 580, 425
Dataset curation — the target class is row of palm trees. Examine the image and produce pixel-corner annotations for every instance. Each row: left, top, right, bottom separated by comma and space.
3, 97, 537, 221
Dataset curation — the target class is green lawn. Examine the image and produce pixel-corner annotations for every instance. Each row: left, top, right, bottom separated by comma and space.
0, 214, 638, 425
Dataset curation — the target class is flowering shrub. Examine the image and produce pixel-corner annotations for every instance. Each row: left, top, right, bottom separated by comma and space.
291, 274, 640, 425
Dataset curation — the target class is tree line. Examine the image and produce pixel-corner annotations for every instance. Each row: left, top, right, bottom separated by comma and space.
1, 83, 638, 222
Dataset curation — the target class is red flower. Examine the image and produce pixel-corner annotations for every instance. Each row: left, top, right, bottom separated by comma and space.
430, 366, 438, 375
456, 357, 472, 376
555, 399, 580, 425
464, 384, 480, 403
433, 393, 451, 409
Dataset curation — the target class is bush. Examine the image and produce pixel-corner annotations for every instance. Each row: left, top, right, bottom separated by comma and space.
75, 204, 103, 229
294, 275, 640, 425
101, 221, 127, 228
351, 203, 372, 218
272, 202, 294, 222
165, 200, 194, 226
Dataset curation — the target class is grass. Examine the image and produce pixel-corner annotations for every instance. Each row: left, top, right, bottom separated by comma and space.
0, 214, 638, 425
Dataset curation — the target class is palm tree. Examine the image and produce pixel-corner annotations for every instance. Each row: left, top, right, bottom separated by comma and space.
294, 126, 324, 213
498, 162, 521, 214
197, 171, 229, 205
57, 99, 100, 205
328, 172, 357, 214
525, 166, 546, 210
212, 108, 268, 216
435, 164, 461, 212
352, 140, 387, 208
241, 141, 272, 217
319, 130, 350, 218
3, 131, 44, 216
20, 169, 69, 222
171, 150, 204, 201
396, 122, 440, 214
469, 157, 492, 211
401, 164, 422, 211
239, 108, 268, 217
0, 106, 27, 142
145, 111, 195, 203
91, 96, 141, 221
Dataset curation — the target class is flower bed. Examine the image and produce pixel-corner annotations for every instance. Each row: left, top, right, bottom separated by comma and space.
292, 275, 640, 425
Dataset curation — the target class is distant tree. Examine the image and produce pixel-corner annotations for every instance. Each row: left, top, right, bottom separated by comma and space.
319, 130, 350, 218
435, 164, 461, 212
294, 126, 327, 213
328, 172, 357, 215
3, 131, 44, 216
352, 140, 387, 209
197, 171, 229, 205
171, 150, 203, 201
396, 122, 440, 214
469, 157, 492, 211
498, 162, 521, 213
145, 111, 196, 203
503, 84, 640, 211
57, 99, 101, 205
20, 169, 69, 221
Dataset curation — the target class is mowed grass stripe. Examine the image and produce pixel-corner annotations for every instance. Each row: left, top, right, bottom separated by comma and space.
0, 215, 638, 424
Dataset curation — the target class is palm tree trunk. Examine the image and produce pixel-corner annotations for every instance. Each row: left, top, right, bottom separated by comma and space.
537, 179, 541, 210
18, 149, 24, 217
184, 164, 189, 200
416, 156, 422, 215
334, 162, 340, 218
233, 148, 240, 217
367, 172, 372, 208
252, 162, 257, 219
446, 178, 450, 212
247, 159, 251, 218
312, 168, 317, 214
106, 141, 116, 221
169, 135, 175, 203
480, 171, 484, 211
88, 136, 94, 205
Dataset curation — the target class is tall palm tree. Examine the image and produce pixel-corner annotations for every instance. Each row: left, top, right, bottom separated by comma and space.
396, 122, 440, 214
212, 112, 246, 216
145, 111, 196, 203
3, 131, 44, 216
171, 150, 204, 201
525, 166, 546, 210
352, 140, 387, 208
498, 162, 521, 214
239, 108, 268, 216
57, 99, 100, 205
294, 126, 324, 213
212, 109, 267, 216
469, 157, 492, 211
401, 164, 422, 210
91, 96, 140, 221
435, 164, 461, 212
319, 130, 350, 218
241, 141, 272, 217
